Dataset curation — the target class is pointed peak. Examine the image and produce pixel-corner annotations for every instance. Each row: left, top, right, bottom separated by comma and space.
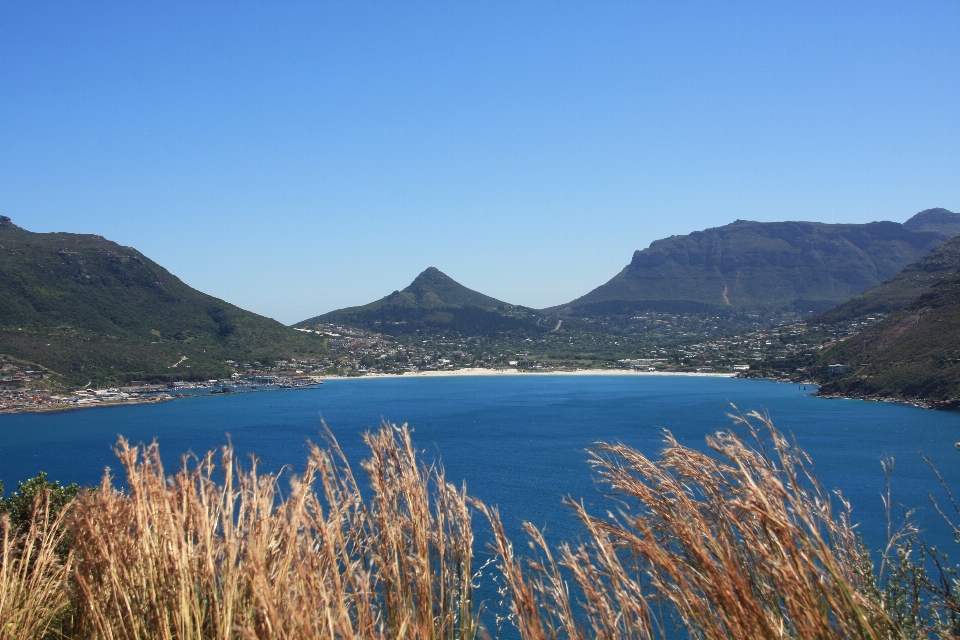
408, 267, 460, 289
398, 267, 506, 309
412, 266, 450, 281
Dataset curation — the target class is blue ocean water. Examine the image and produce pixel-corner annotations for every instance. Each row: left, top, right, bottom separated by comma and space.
2, 374, 960, 565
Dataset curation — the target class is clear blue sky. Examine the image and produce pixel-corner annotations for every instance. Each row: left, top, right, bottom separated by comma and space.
2, 1, 958, 323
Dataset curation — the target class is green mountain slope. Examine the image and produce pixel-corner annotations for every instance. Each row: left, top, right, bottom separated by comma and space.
551, 211, 960, 317
296, 267, 544, 336
0, 216, 326, 387
811, 233, 960, 325
815, 268, 960, 408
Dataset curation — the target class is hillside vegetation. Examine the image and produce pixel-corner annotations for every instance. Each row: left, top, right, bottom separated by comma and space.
811, 232, 960, 325
554, 210, 960, 317
816, 266, 960, 408
297, 267, 546, 337
0, 216, 326, 387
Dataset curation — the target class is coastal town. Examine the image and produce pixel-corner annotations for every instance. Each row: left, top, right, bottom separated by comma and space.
0, 354, 326, 414
0, 313, 887, 414
300, 311, 883, 379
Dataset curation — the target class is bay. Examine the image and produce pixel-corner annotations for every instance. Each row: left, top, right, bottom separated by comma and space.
2, 374, 960, 560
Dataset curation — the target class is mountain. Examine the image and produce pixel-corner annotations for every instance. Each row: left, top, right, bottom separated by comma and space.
810, 233, 960, 325
903, 207, 960, 237
296, 267, 544, 336
0, 216, 326, 386
815, 267, 960, 409
550, 210, 960, 317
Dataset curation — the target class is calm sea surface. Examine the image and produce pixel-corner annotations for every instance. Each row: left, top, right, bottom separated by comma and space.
3, 374, 960, 560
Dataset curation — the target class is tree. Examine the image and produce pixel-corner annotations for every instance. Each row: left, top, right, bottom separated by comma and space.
1, 472, 80, 535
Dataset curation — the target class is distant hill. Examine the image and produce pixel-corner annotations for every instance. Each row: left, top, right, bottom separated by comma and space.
550, 210, 960, 317
296, 267, 545, 336
0, 216, 326, 387
815, 267, 960, 409
903, 207, 960, 237
811, 233, 960, 325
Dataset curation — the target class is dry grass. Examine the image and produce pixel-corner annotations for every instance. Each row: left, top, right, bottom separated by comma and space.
66, 423, 480, 639
0, 492, 74, 639
4, 411, 957, 638
481, 409, 896, 639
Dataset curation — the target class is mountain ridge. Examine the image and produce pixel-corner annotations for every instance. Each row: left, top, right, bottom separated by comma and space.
0, 217, 327, 386
810, 233, 960, 325
549, 211, 960, 317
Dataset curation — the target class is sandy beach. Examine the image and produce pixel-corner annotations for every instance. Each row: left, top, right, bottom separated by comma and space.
318, 367, 737, 381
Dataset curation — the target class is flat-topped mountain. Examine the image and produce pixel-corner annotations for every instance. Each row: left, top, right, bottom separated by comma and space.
0, 216, 326, 386
297, 268, 543, 336
549, 210, 960, 317
811, 233, 960, 325
815, 266, 960, 408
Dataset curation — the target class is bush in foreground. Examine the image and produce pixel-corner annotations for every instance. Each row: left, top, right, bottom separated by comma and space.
1, 413, 958, 638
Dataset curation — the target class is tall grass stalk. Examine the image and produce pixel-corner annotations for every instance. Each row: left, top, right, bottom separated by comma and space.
6, 412, 960, 638
481, 409, 896, 639
0, 491, 74, 639
67, 424, 481, 639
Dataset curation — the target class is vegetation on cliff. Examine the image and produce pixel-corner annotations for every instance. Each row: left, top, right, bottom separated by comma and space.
811, 233, 960, 325
816, 267, 960, 408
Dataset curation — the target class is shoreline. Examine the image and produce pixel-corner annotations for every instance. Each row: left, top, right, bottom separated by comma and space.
317, 367, 739, 381
814, 390, 959, 411
0, 368, 739, 415
0, 395, 175, 416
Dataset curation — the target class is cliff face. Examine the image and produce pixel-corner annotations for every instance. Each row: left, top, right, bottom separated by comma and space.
811, 234, 960, 325
551, 212, 960, 316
